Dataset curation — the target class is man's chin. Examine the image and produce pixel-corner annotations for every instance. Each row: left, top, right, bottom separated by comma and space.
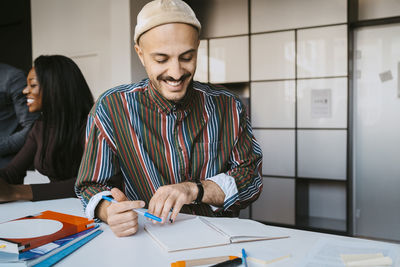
163, 91, 187, 102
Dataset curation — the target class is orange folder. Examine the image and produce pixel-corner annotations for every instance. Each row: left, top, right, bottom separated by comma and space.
0, 210, 95, 252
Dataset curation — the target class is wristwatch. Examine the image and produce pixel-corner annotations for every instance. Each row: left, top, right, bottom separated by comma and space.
194, 181, 204, 205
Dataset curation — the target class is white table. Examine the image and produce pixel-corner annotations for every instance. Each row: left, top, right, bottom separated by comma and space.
1, 198, 399, 267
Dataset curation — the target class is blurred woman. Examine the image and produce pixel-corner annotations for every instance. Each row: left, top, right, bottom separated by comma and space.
0, 55, 94, 201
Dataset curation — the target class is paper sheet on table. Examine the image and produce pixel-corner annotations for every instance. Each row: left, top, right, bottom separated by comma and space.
341, 252, 392, 266
341, 253, 384, 262
297, 237, 399, 267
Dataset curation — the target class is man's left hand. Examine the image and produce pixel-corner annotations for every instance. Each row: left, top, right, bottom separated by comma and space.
148, 180, 225, 223
148, 182, 197, 223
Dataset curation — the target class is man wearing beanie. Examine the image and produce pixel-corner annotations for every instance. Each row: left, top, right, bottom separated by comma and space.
76, 0, 263, 237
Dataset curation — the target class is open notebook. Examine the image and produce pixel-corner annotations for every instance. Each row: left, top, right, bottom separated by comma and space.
144, 215, 289, 252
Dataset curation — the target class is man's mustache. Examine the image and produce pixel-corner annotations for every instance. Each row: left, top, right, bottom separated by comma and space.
157, 73, 191, 82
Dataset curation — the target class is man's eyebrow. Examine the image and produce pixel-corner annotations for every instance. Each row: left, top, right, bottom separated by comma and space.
150, 53, 168, 57
150, 49, 196, 57
180, 49, 196, 56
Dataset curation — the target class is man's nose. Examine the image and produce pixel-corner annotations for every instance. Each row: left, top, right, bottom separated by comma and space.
168, 59, 184, 80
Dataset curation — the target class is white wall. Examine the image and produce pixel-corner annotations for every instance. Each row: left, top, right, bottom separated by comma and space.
130, 0, 149, 83
31, 0, 132, 100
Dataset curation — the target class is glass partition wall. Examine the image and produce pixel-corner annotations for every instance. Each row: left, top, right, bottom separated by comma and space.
352, 24, 400, 241
187, 0, 400, 240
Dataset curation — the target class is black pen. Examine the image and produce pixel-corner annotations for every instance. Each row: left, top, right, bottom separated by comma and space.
210, 257, 242, 267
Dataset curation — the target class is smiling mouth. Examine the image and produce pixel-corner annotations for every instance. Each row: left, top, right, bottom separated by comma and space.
165, 80, 183, 86
27, 99, 34, 104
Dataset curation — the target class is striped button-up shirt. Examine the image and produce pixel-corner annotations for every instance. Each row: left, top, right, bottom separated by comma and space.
75, 79, 263, 217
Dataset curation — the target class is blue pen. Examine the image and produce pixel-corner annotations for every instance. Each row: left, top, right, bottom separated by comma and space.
241, 248, 248, 267
101, 195, 162, 222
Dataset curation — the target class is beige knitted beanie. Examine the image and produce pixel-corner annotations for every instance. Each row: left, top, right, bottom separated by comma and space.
134, 0, 201, 44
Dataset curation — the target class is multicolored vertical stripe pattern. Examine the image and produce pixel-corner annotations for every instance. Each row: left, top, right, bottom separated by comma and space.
75, 79, 263, 217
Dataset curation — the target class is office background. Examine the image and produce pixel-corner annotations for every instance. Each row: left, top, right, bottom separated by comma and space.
0, 0, 399, 242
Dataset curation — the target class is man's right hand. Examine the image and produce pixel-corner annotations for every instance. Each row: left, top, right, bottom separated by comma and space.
96, 187, 145, 237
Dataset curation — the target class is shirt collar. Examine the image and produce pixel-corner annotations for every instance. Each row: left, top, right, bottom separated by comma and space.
148, 80, 195, 114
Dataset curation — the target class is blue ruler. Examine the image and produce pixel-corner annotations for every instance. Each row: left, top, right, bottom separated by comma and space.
33, 230, 103, 267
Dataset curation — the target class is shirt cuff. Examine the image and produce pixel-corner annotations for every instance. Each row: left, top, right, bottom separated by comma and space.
85, 191, 112, 219
206, 173, 238, 211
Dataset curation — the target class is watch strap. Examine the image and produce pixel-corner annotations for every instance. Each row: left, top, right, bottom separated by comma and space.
194, 182, 204, 204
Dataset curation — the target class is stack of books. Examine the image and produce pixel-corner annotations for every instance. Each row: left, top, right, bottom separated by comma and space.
0, 210, 102, 267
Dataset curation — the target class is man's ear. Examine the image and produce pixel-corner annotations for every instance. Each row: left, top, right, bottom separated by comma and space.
134, 44, 145, 66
